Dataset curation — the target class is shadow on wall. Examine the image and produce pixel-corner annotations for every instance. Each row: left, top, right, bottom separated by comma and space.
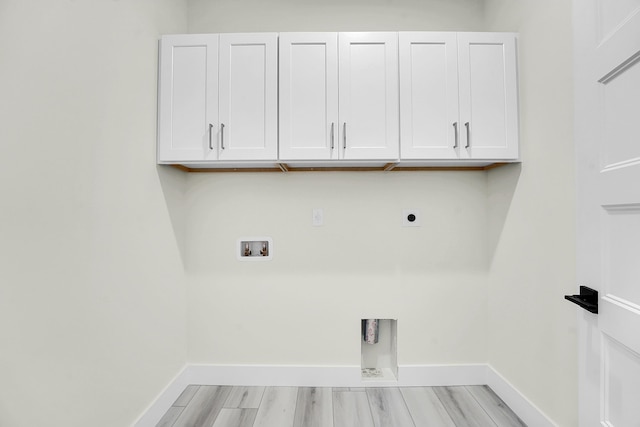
157, 165, 188, 267
487, 163, 522, 264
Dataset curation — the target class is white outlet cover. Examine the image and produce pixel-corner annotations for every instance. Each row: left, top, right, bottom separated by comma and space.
312, 208, 324, 226
402, 209, 421, 227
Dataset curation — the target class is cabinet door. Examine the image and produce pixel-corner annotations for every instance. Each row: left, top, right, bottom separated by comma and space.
458, 33, 519, 160
219, 33, 278, 161
157, 34, 218, 162
399, 32, 459, 159
339, 32, 399, 160
279, 33, 339, 161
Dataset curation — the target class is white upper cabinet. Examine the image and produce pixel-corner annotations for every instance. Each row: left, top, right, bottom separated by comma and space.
339, 32, 399, 160
279, 33, 339, 161
399, 32, 459, 159
399, 32, 518, 161
159, 31, 518, 167
279, 32, 399, 161
158, 33, 277, 163
157, 34, 218, 163
219, 33, 278, 161
457, 33, 518, 160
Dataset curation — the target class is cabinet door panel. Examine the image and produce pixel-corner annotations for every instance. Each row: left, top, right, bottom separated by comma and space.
157, 35, 218, 162
458, 33, 519, 160
279, 33, 338, 160
339, 32, 399, 160
219, 33, 278, 160
399, 32, 459, 159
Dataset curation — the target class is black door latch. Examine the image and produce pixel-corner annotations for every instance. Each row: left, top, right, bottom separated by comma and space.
565, 286, 598, 314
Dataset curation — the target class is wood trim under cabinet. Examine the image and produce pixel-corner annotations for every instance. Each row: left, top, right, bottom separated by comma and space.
168, 163, 511, 173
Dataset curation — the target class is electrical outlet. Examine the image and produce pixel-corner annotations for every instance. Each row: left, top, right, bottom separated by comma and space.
312, 208, 324, 226
402, 209, 421, 227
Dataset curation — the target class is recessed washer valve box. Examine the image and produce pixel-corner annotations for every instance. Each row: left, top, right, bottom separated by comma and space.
237, 237, 273, 261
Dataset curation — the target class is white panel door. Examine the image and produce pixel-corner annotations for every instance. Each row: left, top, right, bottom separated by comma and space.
219, 33, 278, 161
279, 33, 339, 161
399, 32, 459, 160
338, 32, 399, 161
574, 1, 640, 426
458, 33, 518, 160
157, 34, 218, 163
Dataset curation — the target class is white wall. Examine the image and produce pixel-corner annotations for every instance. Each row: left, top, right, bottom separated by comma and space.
0, 1, 189, 426
188, 0, 485, 33
184, 0, 491, 368
184, 0, 495, 367
187, 172, 489, 365
485, 1, 577, 426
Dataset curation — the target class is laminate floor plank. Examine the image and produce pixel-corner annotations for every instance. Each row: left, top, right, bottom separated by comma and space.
172, 385, 231, 427
466, 386, 527, 427
400, 387, 456, 427
252, 386, 299, 427
332, 391, 375, 427
366, 388, 415, 427
293, 387, 334, 427
173, 385, 200, 407
433, 386, 497, 427
224, 386, 265, 408
157, 384, 528, 427
156, 406, 184, 427
211, 408, 258, 427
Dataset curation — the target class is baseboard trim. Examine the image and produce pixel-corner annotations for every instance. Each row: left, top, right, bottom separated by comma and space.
486, 365, 557, 427
133, 364, 191, 427
135, 363, 555, 427
398, 364, 488, 386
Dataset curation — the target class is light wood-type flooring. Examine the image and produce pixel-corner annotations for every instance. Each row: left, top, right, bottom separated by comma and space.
156, 385, 527, 427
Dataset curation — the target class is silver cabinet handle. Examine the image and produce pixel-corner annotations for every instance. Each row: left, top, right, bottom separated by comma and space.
330, 123, 335, 150
464, 122, 470, 149
453, 122, 458, 148
220, 123, 225, 150
343, 122, 347, 150
209, 123, 214, 150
